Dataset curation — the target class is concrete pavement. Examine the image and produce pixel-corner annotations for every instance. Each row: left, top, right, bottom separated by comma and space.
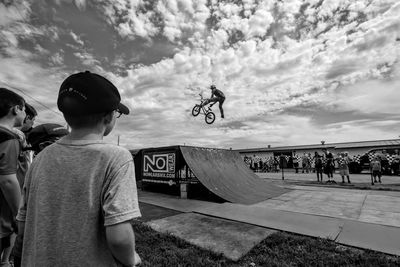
139, 184, 400, 256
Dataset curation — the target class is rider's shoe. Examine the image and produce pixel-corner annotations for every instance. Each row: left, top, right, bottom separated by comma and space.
221, 115, 224, 119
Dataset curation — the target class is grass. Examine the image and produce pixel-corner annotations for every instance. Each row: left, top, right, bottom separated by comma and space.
132, 221, 400, 267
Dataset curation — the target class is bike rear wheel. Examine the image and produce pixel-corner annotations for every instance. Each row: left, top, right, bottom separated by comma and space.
192, 105, 200, 116
205, 112, 215, 124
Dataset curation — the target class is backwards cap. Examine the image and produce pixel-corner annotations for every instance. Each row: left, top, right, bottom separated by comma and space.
57, 71, 129, 116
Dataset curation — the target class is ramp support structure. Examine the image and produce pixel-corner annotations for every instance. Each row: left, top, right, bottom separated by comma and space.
180, 183, 188, 199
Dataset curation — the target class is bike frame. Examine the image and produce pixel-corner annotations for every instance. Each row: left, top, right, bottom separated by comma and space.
197, 94, 212, 114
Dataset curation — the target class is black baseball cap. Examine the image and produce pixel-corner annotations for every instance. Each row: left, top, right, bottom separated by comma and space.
57, 71, 129, 116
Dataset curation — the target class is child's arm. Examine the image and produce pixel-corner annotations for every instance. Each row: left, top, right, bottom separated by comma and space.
0, 174, 21, 215
106, 221, 141, 266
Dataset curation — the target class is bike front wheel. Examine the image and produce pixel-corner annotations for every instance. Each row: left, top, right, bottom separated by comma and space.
192, 105, 200, 116
205, 112, 215, 124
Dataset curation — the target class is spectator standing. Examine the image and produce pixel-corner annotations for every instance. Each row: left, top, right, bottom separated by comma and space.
258, 158, 264, 173
243, 155, 250, 168
310, 153, 316, 173
16, 71, 141, 266
292, 153, 299, 173
359, 152, 370, 172
268, 156, 274, 172
254, 156, 258, 172
337, 152, 351, 184
322, 148, 335, 183
250, 155, 256, 172
274, 156, 280, 172
370, 156, 382, 185
392, 149, 400, 176
314, 152, 323, 182
307, 153, 312, 173
0, 88, 26, 266
301, 152, 309, 173
380, 150, 390, 175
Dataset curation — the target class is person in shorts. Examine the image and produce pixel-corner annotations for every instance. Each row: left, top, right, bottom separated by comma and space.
0, 88, 26, 267
370, 156, 382, 185
337, 152, 351, 184
17, 71, 142, 266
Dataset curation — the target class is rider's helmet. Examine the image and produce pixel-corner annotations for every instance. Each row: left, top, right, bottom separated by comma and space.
210, 85, 216, 89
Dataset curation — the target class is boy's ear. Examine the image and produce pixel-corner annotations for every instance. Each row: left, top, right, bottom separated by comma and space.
103, 111, 114, 124
12, 106, 18, 115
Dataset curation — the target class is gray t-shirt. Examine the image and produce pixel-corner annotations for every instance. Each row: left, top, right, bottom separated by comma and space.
17, 139, 141, 266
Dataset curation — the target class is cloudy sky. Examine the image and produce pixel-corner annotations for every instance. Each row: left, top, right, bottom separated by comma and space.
1, 0, 399, 150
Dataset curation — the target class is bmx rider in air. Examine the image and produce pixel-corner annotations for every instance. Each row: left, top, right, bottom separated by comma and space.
200, 85, 225, 118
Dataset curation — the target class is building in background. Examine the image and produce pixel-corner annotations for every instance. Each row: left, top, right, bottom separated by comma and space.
236, 139, 400, 175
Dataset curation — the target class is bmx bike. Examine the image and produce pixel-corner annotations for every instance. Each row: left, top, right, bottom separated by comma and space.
191, 94, 216, 124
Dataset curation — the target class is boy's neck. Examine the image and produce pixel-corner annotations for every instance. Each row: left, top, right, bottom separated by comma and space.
66, 128, 105, 141
0, 117, 16, 130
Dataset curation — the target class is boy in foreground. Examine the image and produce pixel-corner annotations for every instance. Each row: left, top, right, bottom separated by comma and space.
17, 71, 142, 266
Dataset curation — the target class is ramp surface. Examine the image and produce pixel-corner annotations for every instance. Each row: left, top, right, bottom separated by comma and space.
180, 146, 290, 204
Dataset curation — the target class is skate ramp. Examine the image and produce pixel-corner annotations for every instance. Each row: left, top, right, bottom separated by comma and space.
180, 146, 290, 204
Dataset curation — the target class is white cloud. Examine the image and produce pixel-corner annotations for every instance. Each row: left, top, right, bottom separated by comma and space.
101, 0, 159, 40
74, 0, 87, 11
70, 31, 84, 46
34, 44, 49, 55
1, 30, 19, 47
156, 0, 209, 42
247, 8, 274, 38
330, 79, 400, 114
73, 52, 101, 67
0, 1, 31, 26
0, 55, 66, 125
51, 52, 64, 65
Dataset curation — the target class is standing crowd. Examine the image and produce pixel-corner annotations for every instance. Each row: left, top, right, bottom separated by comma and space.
245, 148, 400, 185
0, 71, 141, 266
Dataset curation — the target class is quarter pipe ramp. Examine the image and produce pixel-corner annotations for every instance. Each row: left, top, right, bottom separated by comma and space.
180, 146, 290, 204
